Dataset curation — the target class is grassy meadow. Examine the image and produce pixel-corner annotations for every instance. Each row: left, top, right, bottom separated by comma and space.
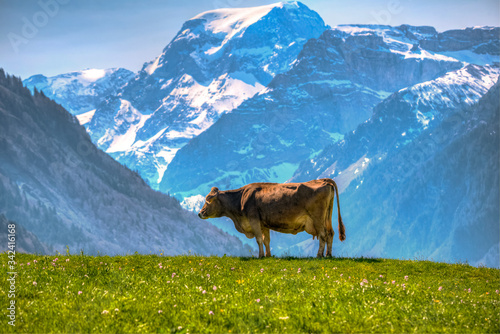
1, 253, 499, 333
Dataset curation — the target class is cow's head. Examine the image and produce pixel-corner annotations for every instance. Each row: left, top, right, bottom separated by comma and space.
198, 187, 222, 219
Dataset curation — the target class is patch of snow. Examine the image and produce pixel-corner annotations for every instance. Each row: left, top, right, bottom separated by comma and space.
399, 49, 457, 62
44, 68, 123, 97
167, 73, 264, 116
438, 50, 500, 66
144, 56, 161, 75
192, 3, 279, 58
136, 127, 168, 148
80, 68, 107, 82
321, 155, 371, 193
156, 147, 181, 165
104, 100, 151, 153
334, 25, 374, 35
402, 64, 500, 126
192, 3, 277, 35
229, 71, 259, 86
180, 194, 206, 212
163, 128, 202, 140
76, 109, 96, 125
333, 25, 462, 64
189, 110, 208, 126
160, 79, 173, 90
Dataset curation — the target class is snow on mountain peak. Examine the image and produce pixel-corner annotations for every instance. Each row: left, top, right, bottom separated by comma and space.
80, 68, 107, 82
191, 1, 301, 32
61, 68, 125, 87
402, 64, 500, 107
186, 2, 311, 59
469, 25, 496, 31
144, 56, 161, 75
329, 24, 500, 66
191, 3, 277, 35
23, 67, 135, 115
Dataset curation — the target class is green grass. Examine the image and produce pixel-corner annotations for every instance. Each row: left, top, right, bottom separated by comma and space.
1, 253, 499, 333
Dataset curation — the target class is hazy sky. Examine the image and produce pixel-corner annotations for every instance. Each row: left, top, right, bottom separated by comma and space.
1, 0, 499, 79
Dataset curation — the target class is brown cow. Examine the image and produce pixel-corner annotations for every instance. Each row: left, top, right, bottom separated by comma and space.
198, 178, 346, 258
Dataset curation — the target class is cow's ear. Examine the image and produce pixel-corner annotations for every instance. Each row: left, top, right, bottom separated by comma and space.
206, 187, 219, 204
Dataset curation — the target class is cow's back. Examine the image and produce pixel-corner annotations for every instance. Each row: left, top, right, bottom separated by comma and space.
240, 180, 333, 234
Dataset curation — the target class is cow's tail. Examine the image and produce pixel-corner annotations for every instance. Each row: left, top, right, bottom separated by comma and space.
325, 179, 346, 241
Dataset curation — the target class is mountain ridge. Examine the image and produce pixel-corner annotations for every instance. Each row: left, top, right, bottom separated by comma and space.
23, 68, 135, 115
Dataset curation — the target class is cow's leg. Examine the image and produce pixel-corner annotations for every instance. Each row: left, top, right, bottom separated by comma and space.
249, 219, 265, 258
317, 230, 326, 258
312, 211, 327, 258
255, 234, 265, 258
325, 228, 334, 257
325, 196, 335, 257
262, 228, 271, 257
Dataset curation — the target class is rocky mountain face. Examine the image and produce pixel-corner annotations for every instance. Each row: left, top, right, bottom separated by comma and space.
23, 68, 135, 116
0, 70, 250, 256
292, 64, 499, 186
419, 26, 500, 56
81, 1, 327, 188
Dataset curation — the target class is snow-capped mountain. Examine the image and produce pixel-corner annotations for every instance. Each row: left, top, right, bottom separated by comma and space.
84, 1, 327, 187
160, 24, 497, 201
419, 25, 500, 62
23, 68, 135, 116
292, 63, 500, 186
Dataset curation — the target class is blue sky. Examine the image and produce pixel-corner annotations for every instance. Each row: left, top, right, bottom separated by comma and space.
1, 0, 498, 79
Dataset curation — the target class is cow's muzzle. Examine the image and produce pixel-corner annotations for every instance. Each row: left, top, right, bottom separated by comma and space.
198, 213, 204, 219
